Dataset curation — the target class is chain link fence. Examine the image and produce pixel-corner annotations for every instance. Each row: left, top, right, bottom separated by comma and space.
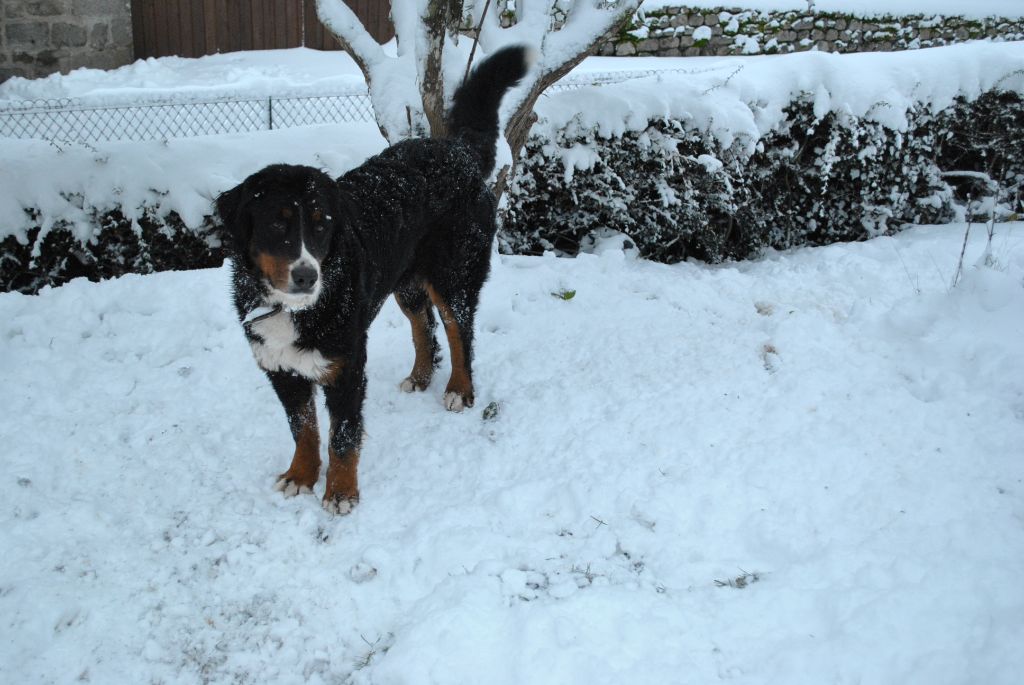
0, 68, 702, 144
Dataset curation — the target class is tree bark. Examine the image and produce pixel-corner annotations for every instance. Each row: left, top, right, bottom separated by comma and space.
422, 0, 465, 138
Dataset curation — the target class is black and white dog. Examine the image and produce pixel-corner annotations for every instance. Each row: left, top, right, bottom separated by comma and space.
217, 46, 530, 514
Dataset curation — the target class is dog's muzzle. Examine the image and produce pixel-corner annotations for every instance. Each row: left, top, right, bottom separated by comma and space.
290, 264, 319, 293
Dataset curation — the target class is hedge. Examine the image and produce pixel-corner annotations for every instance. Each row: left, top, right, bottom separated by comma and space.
1, 92, 1021, 294
500, 90, 1022, 263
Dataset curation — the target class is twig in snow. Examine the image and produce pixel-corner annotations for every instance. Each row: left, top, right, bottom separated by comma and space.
714, 568, 761, 589
951, 194, 974, 289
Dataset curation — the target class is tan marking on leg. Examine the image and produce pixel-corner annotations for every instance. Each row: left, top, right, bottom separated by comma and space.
323, 446, 360, 515
318, 358, 345, 387
397, 295, 435, 391
255, 252, 291, 291
426, 284, 474, 409
274, 403, 320, 496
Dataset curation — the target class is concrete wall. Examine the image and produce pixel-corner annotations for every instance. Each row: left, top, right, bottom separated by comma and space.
602, 7, 1024, 57
1, 0, 133, 83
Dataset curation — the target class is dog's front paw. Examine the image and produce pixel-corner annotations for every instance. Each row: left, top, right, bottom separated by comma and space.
322, 492, 359, 516
443, 390, 474, 412
274, 476, 314, 498
400, 376, 430, 393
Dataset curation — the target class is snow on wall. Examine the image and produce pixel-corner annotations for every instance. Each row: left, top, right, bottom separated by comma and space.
609, 7, 1024, 58
641, 0, 1024, 19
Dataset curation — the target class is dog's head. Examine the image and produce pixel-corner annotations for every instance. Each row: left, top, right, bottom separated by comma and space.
218, 164, 349, 310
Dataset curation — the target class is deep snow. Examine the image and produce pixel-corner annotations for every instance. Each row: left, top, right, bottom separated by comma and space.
1, 222, 1022, 684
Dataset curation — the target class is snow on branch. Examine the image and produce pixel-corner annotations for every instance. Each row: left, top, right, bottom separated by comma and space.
314, 0, 387, 75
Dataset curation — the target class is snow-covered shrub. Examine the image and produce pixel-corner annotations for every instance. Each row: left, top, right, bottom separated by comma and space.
500, 92, 1022, 262
1, 210, 221, 294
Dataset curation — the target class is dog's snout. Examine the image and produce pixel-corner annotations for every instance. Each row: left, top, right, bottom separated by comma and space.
291, 264, 319, 292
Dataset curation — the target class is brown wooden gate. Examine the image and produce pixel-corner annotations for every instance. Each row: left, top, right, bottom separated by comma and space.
131, 1, 394, 60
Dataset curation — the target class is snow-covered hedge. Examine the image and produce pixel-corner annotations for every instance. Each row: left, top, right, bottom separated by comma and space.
502, 44, 1024, 261
501, 92, 1022, 262
2, 43, 1023, 293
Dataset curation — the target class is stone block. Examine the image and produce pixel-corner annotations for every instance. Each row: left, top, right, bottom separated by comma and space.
27, 0, 68, 16
14, 48, 59, 67
89, 22, 108, 48
703, 13, 719, 26
658, 35, 680, 49
688, 14, 704, 27
684, 46, 701, 56
825, 29, 838, 40
637, 38, 660, 52
614, 41, 636, 56
662, 47, 682, 56
72, 0, 118, 15
52, 22, 88, 47
110, 15, 131, 46
67, 46, 129, 71
1, 66, 31, 82
6, 22, 50, 48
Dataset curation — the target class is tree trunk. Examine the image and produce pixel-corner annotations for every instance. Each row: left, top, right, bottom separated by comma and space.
422, 0, 465, 138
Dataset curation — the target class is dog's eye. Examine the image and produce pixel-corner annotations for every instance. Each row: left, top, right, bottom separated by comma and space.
314, 224, 326, 233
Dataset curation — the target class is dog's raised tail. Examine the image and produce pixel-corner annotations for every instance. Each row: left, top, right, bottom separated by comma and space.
447, 45, 532, 177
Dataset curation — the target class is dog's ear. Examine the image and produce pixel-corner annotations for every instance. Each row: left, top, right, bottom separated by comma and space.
216, 182, 252, 253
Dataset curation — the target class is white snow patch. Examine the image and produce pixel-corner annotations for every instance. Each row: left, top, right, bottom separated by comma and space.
693, 26, 713, 42
2, 222, 1023, 683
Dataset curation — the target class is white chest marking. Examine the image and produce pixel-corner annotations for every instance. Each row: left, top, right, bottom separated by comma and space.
248, 309, 331, 380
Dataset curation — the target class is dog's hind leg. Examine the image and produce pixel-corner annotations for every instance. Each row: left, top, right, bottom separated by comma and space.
267, 371, 321, 497
395, 283, 441, 392
425, 276, 484, 413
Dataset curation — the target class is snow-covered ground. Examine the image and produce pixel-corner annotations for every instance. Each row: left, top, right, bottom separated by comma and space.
1, 221, 1022, 684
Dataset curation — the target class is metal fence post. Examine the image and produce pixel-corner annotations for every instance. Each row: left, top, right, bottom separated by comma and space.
268, 96, 274, 131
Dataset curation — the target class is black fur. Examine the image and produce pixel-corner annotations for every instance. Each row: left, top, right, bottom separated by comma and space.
217, 46, 529, 513
448, 45, 531, 175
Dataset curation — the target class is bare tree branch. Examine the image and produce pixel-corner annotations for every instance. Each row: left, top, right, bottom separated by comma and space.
315, 0, 391, 140
493, 1, 641, 200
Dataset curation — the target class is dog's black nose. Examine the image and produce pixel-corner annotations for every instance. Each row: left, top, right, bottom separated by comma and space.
291, 265, 319, 292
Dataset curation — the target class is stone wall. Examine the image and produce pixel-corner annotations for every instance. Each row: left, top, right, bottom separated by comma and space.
601, 7, 1024, 57
1, 0, 133, 82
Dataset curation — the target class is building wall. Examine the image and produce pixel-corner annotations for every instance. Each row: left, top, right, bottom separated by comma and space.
602, 7, 1024, 57
1, 0, 133, 82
